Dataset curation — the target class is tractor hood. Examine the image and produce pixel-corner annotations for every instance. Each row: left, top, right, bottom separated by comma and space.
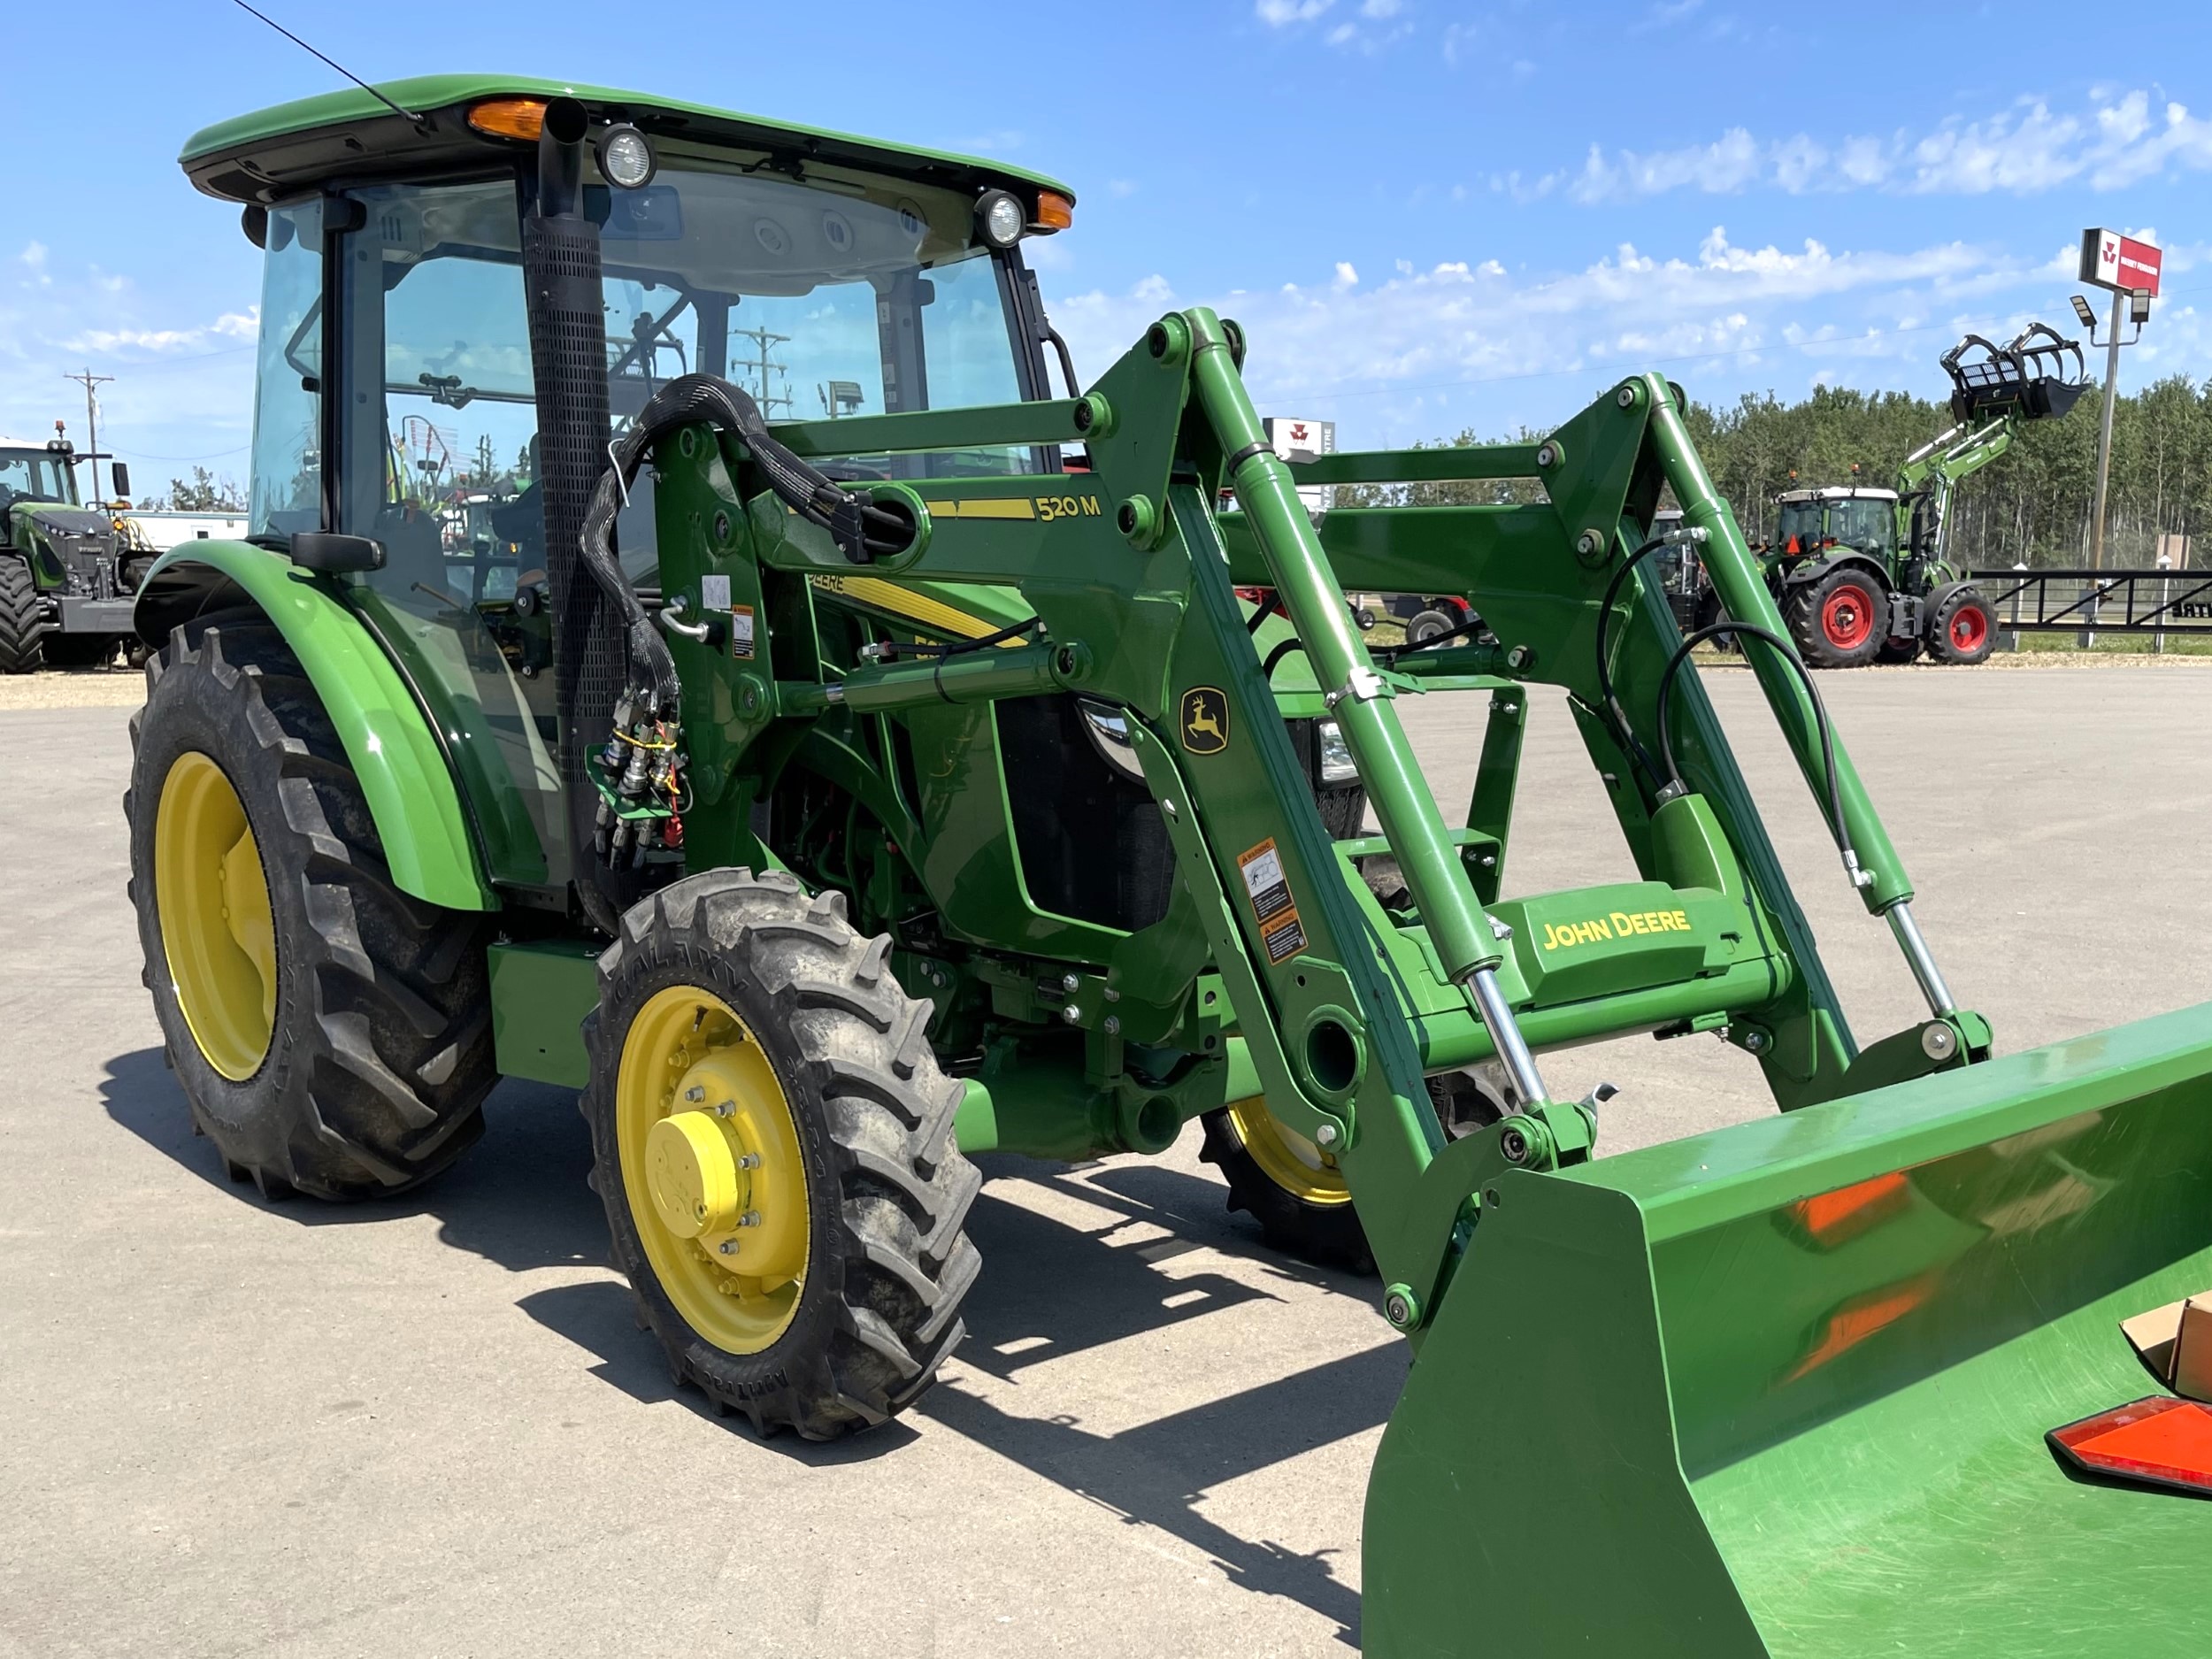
15, 503, 117, 546
11, 503, 117, 580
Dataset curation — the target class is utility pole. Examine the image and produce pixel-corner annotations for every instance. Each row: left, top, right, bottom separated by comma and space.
63, 366, 115, 503
730, 325, 794, 418
2088, 288, 2125, 575
2074, 227, 2162, 645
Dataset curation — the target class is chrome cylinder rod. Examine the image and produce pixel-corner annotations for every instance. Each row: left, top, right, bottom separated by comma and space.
1467, 966, 1550, 1107
1886, 900, 1957, 1018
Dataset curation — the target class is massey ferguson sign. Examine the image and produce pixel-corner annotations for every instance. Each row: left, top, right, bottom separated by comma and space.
2081, 227, 2163, 298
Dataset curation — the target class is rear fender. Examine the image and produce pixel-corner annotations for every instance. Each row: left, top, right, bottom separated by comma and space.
134, 541, 496, 912
1780, 552, 1891, 595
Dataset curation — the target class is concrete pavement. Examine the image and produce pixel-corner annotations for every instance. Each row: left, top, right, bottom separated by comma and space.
4, 661, 2208, 1657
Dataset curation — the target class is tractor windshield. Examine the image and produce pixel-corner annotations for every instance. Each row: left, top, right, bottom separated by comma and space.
1775, 495, 1895, 556
326, 157, 1041, 602
0, 449, 80, 509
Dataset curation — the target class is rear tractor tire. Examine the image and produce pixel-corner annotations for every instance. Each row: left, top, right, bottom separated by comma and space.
126, 616, 497, 1199
1786, 566, 1886, 669
1200, 1070, 1509, 1273
0, 556, 45, 674
581, 868, 982, 1438
1924, 585, 1997, 665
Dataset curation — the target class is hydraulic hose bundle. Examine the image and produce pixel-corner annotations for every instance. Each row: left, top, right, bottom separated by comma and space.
574, 373, 919, 875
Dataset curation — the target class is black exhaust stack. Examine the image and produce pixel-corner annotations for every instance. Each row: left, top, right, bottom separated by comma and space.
522, 96, 634, 933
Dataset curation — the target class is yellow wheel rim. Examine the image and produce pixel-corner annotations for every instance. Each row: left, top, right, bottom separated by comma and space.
615, 986, 809, 1355
1223, 1094, 1352, 1207
154, 751, 277, 1081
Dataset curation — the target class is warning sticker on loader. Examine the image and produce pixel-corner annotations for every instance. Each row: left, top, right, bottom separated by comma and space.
1239, 839, 1308, 964
730, 604, 757, 660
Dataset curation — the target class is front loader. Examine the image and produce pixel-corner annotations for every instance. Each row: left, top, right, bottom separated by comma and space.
128, 78, 2212, 1655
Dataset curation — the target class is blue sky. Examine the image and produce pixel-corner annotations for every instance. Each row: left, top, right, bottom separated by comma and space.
7, 0, 2209, 483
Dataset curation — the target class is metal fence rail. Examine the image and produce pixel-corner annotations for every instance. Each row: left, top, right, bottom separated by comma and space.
1968, 568, 2212, 634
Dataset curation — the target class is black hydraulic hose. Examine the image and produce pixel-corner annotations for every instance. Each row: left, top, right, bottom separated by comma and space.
1592, 535, 1675, 786
580, 373, 919, 710
879, 615, 1042, 658
1381, 615, 1486, 661
1654, 619, 1855, 868
1261, 637, 1305, 678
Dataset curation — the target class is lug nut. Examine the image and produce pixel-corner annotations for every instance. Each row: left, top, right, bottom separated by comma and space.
684, 1085, 705, 1102
1103, 1016, 1120, 1036
1061, 972, 1080, 992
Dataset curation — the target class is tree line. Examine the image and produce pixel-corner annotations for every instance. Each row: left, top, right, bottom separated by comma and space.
1350, 373, 2210, 569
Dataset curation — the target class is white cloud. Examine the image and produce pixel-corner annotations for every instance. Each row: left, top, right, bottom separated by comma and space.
1561, 89, 2212, 202
1043, 225, 2195, 442
1256, 0, 1333, 21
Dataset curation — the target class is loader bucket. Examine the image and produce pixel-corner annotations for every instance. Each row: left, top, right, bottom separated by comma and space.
1364, 1003, 2212, 1658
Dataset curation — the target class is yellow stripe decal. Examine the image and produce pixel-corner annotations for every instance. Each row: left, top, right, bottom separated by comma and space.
812, 575, 1018, 642
928, 497, 1038, 521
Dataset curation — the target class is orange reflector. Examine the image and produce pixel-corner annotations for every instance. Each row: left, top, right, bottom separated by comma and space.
1787, 1169, 1911, 1250
2049, 1396, 2212, 1495
1033, 190, 1074, 232
467, 97, 549, 141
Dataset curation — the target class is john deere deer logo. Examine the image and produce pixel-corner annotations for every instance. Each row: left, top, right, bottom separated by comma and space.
1180, 687, 1229, 755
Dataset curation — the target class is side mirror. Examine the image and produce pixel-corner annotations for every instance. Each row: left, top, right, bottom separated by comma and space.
288, 532, 385, 574
110, 462, 131, 499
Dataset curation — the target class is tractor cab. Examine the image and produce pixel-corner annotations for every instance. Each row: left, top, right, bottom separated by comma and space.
171, 77, 1074, 889
1772, 485, 1899, 562
0, 440, 83, 511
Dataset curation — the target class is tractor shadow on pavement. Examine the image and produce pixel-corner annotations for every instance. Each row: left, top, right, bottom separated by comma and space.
107, 1045, 1402, 1630
101, 1050, 611, 1274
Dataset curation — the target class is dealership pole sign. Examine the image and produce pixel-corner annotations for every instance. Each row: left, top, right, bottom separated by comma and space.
2080, 228, 2162, 297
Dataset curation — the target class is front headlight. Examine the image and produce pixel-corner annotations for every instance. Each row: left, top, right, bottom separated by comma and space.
975, 189, 1026, 250
596, 124, 657, 190
1317, 719, 1357, 784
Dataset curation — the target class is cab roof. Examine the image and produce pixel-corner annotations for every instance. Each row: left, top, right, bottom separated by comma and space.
181, 74, 1073, 211
1776, 487, 1899, 503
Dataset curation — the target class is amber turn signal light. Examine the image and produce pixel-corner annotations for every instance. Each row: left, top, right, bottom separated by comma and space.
1032, 190, 1074, 233
467, 98, 549, 141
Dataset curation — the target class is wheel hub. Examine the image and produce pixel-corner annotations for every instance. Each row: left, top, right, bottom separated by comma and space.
616, 990, 809, 1352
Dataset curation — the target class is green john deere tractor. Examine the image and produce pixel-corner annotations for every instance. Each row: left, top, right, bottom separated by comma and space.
0, 431, 141, 670
1759, 325, 2089, 669
129, 78, 2212, 1655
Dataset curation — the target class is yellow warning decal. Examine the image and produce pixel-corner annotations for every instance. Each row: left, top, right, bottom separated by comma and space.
1238, 838, 1308, 964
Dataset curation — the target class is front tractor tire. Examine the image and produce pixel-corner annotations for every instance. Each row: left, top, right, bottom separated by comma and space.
1786, 566, 1886, 669
126, 617, 497, 1199
0, 556, 45, 673
582, 869, 981, 1438
1200, 1071, 1507, 1273
1924, 583, 1998, 665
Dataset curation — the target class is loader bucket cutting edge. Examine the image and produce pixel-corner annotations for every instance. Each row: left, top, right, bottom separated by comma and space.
1364, 1002, 2212, 1658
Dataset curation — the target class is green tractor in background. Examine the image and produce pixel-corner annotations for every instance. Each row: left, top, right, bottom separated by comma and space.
1754, 325, 2087, 668
0, 430, 142, 670
127, 77, 2212, 1655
